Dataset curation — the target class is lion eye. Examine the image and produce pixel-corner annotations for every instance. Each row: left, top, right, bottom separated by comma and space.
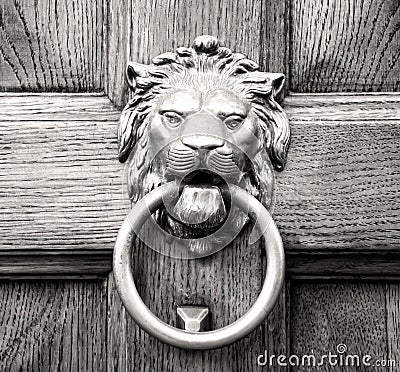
224, 115, 244, 130
162, 111, 183, 128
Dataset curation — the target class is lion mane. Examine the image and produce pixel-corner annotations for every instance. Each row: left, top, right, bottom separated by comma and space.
118, 35, 290, 212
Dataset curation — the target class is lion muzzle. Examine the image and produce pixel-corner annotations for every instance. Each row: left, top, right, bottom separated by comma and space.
173, 185, 226, 225
165, 139, 242, 228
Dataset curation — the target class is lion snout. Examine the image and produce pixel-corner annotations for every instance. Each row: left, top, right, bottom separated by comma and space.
181, 135, 224, 150
165, 142, 242, 183
166, 144, 199, 177
207, 151, 240, 179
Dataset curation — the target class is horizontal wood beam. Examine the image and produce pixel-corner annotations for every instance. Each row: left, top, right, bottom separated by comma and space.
0, 93, 398, 277
287, 251, 400, 279
278, 93, 399, 252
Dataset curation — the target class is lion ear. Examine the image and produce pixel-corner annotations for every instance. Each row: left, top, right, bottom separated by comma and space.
243, 72, 286, 102
265, 73, 285, 103
118, 108, 138, 162
126, 61, 151, 91
258, 73, 289, 170
261, 73, 290, 170
268, 108, 290, 171
118, 62, 149, 163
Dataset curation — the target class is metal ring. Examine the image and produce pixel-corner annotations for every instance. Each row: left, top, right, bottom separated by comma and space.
113, 181, 285, 350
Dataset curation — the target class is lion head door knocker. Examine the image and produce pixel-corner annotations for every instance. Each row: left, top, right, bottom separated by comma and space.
113, 35, 290, 349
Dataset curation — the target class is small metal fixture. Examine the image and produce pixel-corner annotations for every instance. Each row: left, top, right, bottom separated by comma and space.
177, 306, 209, 332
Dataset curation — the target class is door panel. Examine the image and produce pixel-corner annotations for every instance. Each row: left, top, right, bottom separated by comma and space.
0, 0, 399, 370
280, 94, 400, 252
291, 0, 400, 92
3, 280, 400, 371
0, 0, 105, 91
1, 93, 398, 276
291, 281, 399, 372
0, 281, 107, 372
105, 0, 288, 107
0, 94, 122, 276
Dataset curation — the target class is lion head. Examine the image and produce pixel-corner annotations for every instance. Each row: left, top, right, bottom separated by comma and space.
118, 35, 290, 256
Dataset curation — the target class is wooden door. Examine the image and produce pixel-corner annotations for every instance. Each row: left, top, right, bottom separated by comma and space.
0, 0, 399, 371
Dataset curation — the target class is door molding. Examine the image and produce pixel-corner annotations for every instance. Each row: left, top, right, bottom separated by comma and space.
0, 92, 398, 278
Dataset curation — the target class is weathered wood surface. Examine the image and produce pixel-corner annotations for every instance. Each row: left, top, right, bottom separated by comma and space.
0, 93, 398, 275
387, 284, 400, 372
287, 252, 400, 279
0, 93, 118, 121
105, 0, 288, 107
0, 94, 123, 275
2, 0, 398, 95
0, 0, 105, 91
1, 279, 400, 371
283, 93, 400, 120
106, 265, 288, 372
291, 281, 398, 372
291, 0, 400, 92
0, 276, 284, 372
259, 0, 290, 77
0, 280, 107, 372
0, 251, 111, 278
277, 93, 400, 252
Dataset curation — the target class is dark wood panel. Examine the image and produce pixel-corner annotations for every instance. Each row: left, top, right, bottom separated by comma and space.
105, 0, 288, 107
290, 281, 392, 372
0, 251, 111, 278
287, 252, 400, 279
387, 284, 400, 372
291, 0, 400, 92
0, 0, 105, 91
0, 280, 107, 371
0, 93, 398, 276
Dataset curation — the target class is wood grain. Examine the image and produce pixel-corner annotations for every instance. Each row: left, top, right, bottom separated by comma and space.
0, 280, 107, 372
0, 93, 119, 121
260, 0, 290, 79
277, 93, 400, 252
105, 0, 288, 107
291, 0, 400, 92
0, 94, 123, 255
107, 248, 289, 372
287, 252, 400, 279
290, 281, 389, 372
284, 93, 400, 120
0, 94, 122, 275
0, 251, 111, 278
387, 284, 400, 372
0, 0, 105, 91
0, 93, 398, 276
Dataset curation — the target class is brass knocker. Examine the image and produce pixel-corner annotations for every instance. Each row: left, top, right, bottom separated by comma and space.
113, 35, 290, 350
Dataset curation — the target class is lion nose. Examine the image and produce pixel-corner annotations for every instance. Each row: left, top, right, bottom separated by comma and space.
181, 135, 224, 150
179, 111, 226, 150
